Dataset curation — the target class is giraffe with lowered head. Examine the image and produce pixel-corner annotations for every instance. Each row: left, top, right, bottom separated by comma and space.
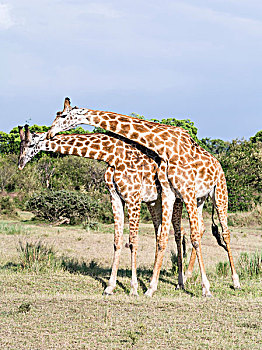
19, 125, 194, 295
47, 98, 240, 296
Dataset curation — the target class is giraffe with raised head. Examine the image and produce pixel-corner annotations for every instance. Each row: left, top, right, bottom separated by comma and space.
46, 98, 241, 297
19, 124, 193, 295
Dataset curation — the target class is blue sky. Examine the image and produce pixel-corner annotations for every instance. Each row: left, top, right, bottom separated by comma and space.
0, 0, 261, 140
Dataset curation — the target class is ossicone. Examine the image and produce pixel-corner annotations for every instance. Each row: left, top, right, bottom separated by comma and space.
18, 125, 25, 141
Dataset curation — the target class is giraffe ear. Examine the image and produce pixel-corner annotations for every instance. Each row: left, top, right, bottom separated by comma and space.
18, 126, 25, 141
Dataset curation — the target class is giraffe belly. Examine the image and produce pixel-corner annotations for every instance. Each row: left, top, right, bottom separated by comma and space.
196, 184, 215, 199
141, 185, 159, 203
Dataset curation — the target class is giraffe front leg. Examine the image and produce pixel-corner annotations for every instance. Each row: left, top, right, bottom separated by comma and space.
104, 170, 125, 295
126, 200, 141, 297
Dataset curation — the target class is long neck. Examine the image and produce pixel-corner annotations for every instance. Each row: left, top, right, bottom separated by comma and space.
74, 109, 172, 161
40, 134, 120, 165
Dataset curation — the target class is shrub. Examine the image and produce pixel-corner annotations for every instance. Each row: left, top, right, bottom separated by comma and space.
50, 156, 107, 193
0, 196, 17, 216
26, 190, 102, 225
218, 140, 262, 212
0, 154, 17, 192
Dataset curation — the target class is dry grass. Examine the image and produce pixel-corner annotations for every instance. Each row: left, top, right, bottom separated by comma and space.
0, 217, 261, 349
228, 205, 262, 227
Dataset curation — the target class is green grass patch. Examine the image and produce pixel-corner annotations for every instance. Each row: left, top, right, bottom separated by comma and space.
18, 240, 62, 273
215, 250, 262, 280
0, 222, 30, 235
238, 250, 262, 278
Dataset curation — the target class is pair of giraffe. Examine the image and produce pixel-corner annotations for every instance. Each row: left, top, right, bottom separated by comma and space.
19, 97, 241, 296
18, 125, 189, 296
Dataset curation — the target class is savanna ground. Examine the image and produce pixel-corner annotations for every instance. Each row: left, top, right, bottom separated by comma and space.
0, 214, 261, 349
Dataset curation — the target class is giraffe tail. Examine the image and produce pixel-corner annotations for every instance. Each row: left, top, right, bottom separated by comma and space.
211, 204, 227, 251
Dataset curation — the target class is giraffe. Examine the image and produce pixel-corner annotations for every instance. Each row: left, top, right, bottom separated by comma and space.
46, 98, 241, 296
18, 124, 192, 295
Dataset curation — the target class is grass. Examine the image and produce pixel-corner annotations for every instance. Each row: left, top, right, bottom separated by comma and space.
0, 222, 30, 235
0, 217, 261, 349
228, 205, 262, 227
238, 250, 262, 278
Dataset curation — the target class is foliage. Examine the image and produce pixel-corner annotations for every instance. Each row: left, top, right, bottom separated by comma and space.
218, 140, 262, 211
200, 137, 229, 155
0, 154, 17, 191
0, 197, 17, 217
250, 129, 262, 143
26, 190, 102, 224
49, 156, 107, 192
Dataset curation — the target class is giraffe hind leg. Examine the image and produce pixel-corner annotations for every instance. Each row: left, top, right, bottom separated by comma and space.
182, 191, 212, 297
103, 169, 125, 295
184, 200, 206, 284
211, 177, 240, 289
145, 162, 176, 297
171, 199, 185, 289
126, 199, 142, 297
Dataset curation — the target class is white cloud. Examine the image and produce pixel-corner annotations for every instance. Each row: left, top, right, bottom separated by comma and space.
0, 3, 15, 30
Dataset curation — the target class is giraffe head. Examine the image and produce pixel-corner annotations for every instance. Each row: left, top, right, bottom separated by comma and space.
18, 125, 46, 170
47, 97, 86, 139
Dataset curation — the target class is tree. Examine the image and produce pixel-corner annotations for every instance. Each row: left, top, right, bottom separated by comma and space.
218, 140, 262, 211
250, 130, 262, 143
201, 137, 229, 155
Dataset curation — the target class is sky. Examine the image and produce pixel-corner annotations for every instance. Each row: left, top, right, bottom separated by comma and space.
0, 0, 262, 140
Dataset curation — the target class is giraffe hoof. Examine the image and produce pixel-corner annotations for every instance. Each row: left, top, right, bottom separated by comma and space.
144, 289, 154, 297
234, 285, 241, 290
103, 287, 114, 296
175, 284, 185, 290
202, 291, 212, 297
232, 274, 241, 289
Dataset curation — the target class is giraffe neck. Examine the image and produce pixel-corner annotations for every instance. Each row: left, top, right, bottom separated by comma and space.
70, 108, 172, 161
40, 134, 119, 165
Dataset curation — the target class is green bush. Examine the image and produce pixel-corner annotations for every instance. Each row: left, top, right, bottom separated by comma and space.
0, 196, 17, 216
218, 140, 262, 212
26, 190, 105, 225
50, 156, 107, 192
